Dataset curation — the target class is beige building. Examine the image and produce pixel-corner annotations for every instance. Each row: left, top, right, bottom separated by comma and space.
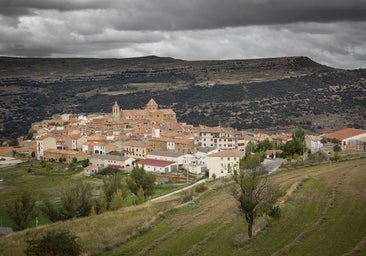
43, 149, 87, 163
65, 135, 87, 151
124, 140, 154, 159
206, 150, 245, 178
113, 99, 177, 122
36, 135, 57, 160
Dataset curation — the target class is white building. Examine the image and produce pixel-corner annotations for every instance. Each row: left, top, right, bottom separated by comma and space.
137, 159, 178, 173
146, 150, 189, 166
323, 128, 366, 150
36, 135, 57, 160
183, 147, 219, 174
206, 150, 245, 178
89, 154, 135, 170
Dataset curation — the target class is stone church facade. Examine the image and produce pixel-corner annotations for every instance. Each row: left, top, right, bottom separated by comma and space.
112, 99, 177, 122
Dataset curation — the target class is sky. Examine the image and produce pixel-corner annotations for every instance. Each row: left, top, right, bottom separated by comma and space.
0, 0, 365, 69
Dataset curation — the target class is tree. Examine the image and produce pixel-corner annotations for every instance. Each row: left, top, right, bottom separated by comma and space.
333, 144, 342, 152
256, 139, 274, 153
240, 152, 266, 172
6, 191, 36, 231
43, 182, 93, 221
232, 155, 279, 239
136, 186, 145, 204
126, 165, 156, 197
81, 158, 89, 167
245, 141, 257, 155
25, 230, 82, 256
60, 182, 92, 219
281, 127, 306, 158
292, 127, 306, 155
103, 173, 123, 209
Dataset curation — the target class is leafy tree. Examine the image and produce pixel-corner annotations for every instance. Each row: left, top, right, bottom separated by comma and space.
99, 166, 120, 176
292, 127, 306, 155
60, 182, 92, 219
240, 152, 266, 171
103, 173, 123, 209
232, 156, 279, 239
137, 186, 145, 204
81, 158, 89, 167
256, 139, 274, 153
25, 230, 82, 256
281, 127, 306, 158
6, 191, 36, 231
245, 141, 257, 155
43, 182, 93, 221
126, 165, 156, 197
41, 199, 62, 222
333, 144, 342, 152
8, 138, 19, 147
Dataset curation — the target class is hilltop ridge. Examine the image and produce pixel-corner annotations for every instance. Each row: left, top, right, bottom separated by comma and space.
0, 55, 365, 141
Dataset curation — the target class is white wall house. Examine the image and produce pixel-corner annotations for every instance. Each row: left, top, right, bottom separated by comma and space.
36, 135, 57, 160
146, 151, 188, 166
323, 128, 366, 150
183, 147, 219, 174
89, 154, 135, 170
138, 159, 178, 173
206, 150, 245, 178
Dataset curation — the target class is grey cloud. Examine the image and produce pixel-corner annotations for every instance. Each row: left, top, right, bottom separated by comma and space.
1, 0, 366, 29
0, 0, 111, 16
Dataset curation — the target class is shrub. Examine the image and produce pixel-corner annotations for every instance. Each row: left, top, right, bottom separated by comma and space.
181, 190, 193, 203
195, 184, 208, 193
25, 230, 82, 256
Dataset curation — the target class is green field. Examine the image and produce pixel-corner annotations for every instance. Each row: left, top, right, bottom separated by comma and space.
1, 157, 366, 255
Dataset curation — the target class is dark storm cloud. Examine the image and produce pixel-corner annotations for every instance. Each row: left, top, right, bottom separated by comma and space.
0, 0, 109, 16
1, 0, 365, 29
0, 0, 365, 69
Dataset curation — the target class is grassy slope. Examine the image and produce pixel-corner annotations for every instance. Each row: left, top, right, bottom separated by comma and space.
1, 158, 366, 255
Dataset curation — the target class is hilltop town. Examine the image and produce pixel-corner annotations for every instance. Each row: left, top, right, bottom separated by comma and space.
2, 98, 366, 179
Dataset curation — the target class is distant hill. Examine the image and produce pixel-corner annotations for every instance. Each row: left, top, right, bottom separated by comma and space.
0, 55, 365, 141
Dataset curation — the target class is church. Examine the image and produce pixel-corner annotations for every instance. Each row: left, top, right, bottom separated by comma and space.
112, 99, 177, 122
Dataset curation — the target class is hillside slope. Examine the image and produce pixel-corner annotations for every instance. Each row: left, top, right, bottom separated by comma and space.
0, 55, 365, 140
1, 158, 366, 255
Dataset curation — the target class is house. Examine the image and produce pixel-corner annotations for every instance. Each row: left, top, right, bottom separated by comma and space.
36, 135, 57, 160
124, 140, 153, 159
183, 147, 219, 174
206, 149, 245, 178
89, 154, 135, 170
146, 150, 188, 166
196, 126, 237, 150
65, 135, 87, 151
137, 158, 178, 173
84, 165, 98, 176
322, 128, 366, 150
305, 135, 323, 153
150, 136, 195, 153
82, 140, 116, 155
43, 149, 87, 163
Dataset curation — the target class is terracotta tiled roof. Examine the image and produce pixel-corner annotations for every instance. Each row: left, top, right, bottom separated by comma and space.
138, 158, 176, 167
207, 150, 245, 158
323, 128, 366, 141
125, 141, 148, 147
147, 150, 185, 158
